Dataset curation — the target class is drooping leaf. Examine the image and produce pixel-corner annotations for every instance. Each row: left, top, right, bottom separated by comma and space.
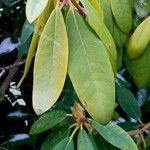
92, 133, 117, 150
66, 8, 115, 124
17, 36, 32, 58
80, 0, 117, 75
77, 128, 95, 150
20, 20, 34, 45
91, 120, 138, 150
125, 42, 150, 88
112, 21, 126, 47
52, 137, 74, 150
33, 8, 68, 115
18, 1, 53, 87
88, 0, 104, 20
117, 86, 141, 119
98, 0, 114, 34
26, 0, 49, 23
110, 0, 132, 34
41, 126, 70, 150
17, 20, 34, 58
30, 110, 67, 134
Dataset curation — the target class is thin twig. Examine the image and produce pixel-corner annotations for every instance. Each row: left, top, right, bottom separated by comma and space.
128, 122, 150, 136
0, 58, 23, 94
0, 59, 26, 71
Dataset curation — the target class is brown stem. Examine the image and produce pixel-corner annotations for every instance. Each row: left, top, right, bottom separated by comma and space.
128, 122, 150, 136
0, 59, 23, 94
70, 0, 86, 15
0, 59, 26, 71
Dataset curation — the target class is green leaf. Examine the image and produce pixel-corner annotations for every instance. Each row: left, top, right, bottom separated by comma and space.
110, 0, 132, 33
52, 137, 74, 150
77, 128, 95, 150
92, 133, 117, 150
91, 120, 138, 150
33, 9, 68, 115
17, 19, 34, 58
117, 86, 141, 119
98, 0, 114, 34
20, 20, 34, 45
18, 36, 32, 58
80, 0, 117, 75
41, 126, 70, 150
112, 21, 126, 47
30, 110, 67, 134
117, 122, 139, 131
125, 42, 150, 88
26, 0, 49, 23
145, 134, 150, 148
66, 8, 115, 124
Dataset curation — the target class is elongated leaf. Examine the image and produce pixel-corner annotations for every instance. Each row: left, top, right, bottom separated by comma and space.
66, 8, 115, 124
77, 128, 95, 150
91, 120, 138, 150
20, 20, 34, 45
33, 9, 68, 115
112, 21, 126, 47
80, 0, 117, 75
18, 2, 53, 87
30, 110, 67, 134
110, 0, 132, 33
92, 133, 117, 150
88, 0, 104, 20
41, 126, 70, 150
53, 137, 74, 150
26, 0, 49, 23
125, 43, 150, 88
18, 20, 34, 58
117, 86, 141, 119
98, 0, 114, 34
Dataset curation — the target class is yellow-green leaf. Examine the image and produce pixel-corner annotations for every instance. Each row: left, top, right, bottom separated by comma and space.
26, 0, 49, 23
98, 0, 114, 34
66, 8, 115, 124
127, 17, 150, 59
126, 43, 150, 88
88, 0, 104, 20
18, 1, 53, 87
110, 0, 132, 34
33, 9, 68, 115
80, 0, 117, 76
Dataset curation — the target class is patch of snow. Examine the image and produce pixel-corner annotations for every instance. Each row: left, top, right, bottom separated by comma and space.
111, 117, 126, 124
0, 37, 20, 54
12, 99, 26, 106
9, 134, 29, 142
0, 69, 5, 78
